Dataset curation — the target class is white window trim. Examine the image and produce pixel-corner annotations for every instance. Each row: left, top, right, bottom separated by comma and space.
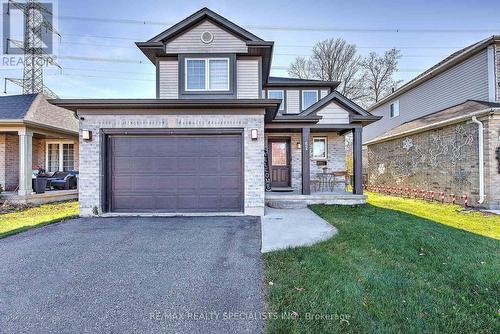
45, 141, 75, 172
268, 90, 285, 111
312, 137, 328, 160
184, 57, 230, 92
302, 90, 319, 111
390, 99, 400, 118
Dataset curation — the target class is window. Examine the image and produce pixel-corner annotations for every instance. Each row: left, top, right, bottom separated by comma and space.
302, 90, 318, 110
271, 142, 288, 166
313, 137, 327, 160
47, 144, 59, 172
390, 100, 400, 118
185, 58, 229, 91
268, 90, 285, 111
46, 142, 75, 172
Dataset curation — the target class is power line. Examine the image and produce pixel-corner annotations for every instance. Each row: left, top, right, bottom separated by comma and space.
59, 36, 465, 51
55, 66, 153, 76
46, 73, 155, 82
59, 41, 449, 58
58, 15, 499, 34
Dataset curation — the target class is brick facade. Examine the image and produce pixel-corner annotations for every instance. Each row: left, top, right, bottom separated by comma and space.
483, 115, 500, 209
265, 132, 346, 193
367, 120, 499, 208
0, 133, 79, 192
0, 134, 19, 191
78, 113, 265, 216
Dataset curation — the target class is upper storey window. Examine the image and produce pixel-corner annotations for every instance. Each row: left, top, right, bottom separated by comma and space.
302, 90, 318, 110
185, 58, 230, 91
390, 100, 400, 118
268, 90, 285, 111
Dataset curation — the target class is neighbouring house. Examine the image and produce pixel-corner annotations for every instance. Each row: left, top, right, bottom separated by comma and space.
364, 36, 500, 209
51, 7, 380, 216
0, 93, 79, 204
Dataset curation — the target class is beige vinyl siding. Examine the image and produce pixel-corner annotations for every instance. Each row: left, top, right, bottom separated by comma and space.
165, 20, 248, 54
320, 89, 329, 99
237, 59, 260, 98
158, 60, 178, 98
286, 90, 300, 114
317, 101, 350, 124
365, 49, 490, 142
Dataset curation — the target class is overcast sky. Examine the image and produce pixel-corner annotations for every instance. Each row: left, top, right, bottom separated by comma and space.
1, 0, 499, 98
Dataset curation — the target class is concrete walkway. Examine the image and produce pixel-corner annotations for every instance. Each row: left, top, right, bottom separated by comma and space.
261, 207, 337, 253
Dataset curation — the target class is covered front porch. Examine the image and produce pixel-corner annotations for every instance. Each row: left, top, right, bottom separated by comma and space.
0, 124, 79, 205
264, 123, 365, 208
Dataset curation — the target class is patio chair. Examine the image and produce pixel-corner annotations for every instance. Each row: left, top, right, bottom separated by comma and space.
332, 171, 350, 192
49, 171, 78, 190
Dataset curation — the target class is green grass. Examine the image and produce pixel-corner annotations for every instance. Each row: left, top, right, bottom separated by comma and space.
367, 192, 500, 240
264, 194, 500, 333
0, 201, 79, 238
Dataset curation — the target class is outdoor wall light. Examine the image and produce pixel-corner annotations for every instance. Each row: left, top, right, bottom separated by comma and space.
251, 129, 258, 140
82, 130, 92, 141
296, 142, 302, 149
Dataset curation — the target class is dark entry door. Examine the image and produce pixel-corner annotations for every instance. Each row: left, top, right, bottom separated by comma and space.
268, 138, 291, 188
108, 133, 243, 213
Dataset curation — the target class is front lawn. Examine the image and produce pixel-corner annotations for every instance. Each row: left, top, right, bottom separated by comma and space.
0, 201, 79, 238
264, 194, 500, 333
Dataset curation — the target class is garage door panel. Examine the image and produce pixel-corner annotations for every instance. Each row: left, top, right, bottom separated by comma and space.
113, 196, 154, 211
155, 157, 179, 171
109, 134, 243, 213
177, 157, 200, 171
219, 175, 241, 190
202, 157, 221, 172
198, 176, 219, 190
113, 176, 133, 191
220, 195, 242, 210
154, 196, 179, 210
221, 157, 242, 170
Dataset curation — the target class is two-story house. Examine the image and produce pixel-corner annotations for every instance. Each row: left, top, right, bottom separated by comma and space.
364, 36, 500, 209
51, 8, 380, 216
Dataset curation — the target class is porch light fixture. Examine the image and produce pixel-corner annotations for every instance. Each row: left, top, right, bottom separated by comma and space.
296, 142, 302, 149
251, 129, 258, 140
82, 130, 92, 141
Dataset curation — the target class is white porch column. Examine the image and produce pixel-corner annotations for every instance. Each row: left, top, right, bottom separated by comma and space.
18, 129, 33, 196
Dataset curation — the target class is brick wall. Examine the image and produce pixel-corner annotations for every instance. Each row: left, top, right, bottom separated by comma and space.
0, 134, 19, 191
484, 115, 500, 209
78, 113, 265, 216
367, 122, 484, 206
265, 132, 346, 193
32, 138, 45, 170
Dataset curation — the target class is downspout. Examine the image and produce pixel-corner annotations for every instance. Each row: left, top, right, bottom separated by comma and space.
471, 116, 485, 204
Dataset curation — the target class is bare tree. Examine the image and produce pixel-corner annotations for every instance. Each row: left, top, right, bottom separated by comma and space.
288, 56, 314, 79
287, 38, 401, 106
288, 38, 367, 101
361, 48, 402, 104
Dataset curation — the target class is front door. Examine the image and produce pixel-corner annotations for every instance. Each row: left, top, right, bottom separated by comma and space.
268, 138, 291, 188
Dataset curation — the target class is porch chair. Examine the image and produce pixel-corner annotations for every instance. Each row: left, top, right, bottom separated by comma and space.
332, 171, 350, 192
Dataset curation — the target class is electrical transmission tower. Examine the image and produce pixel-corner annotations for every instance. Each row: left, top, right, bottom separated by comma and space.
4, 0, 60, 98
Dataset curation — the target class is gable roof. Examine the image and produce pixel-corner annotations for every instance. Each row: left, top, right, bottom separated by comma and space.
147, 7, 263, 43
302, 91, 381, 124
266, 76, 340, 89
365, 100, 500, 145
368, 35, 500, 111
0, 94, 38, 120
136, 8, 274, 83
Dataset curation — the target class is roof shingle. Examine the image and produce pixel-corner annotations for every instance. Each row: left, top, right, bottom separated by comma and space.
0, 94, 38, 120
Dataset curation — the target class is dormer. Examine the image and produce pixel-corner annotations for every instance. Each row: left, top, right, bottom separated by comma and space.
136, 8, 273, 99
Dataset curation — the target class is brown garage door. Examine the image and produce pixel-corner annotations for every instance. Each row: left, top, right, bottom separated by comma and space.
108, 133, 243, 213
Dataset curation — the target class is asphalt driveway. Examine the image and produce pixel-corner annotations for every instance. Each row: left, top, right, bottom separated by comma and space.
0, 216, 263, 333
